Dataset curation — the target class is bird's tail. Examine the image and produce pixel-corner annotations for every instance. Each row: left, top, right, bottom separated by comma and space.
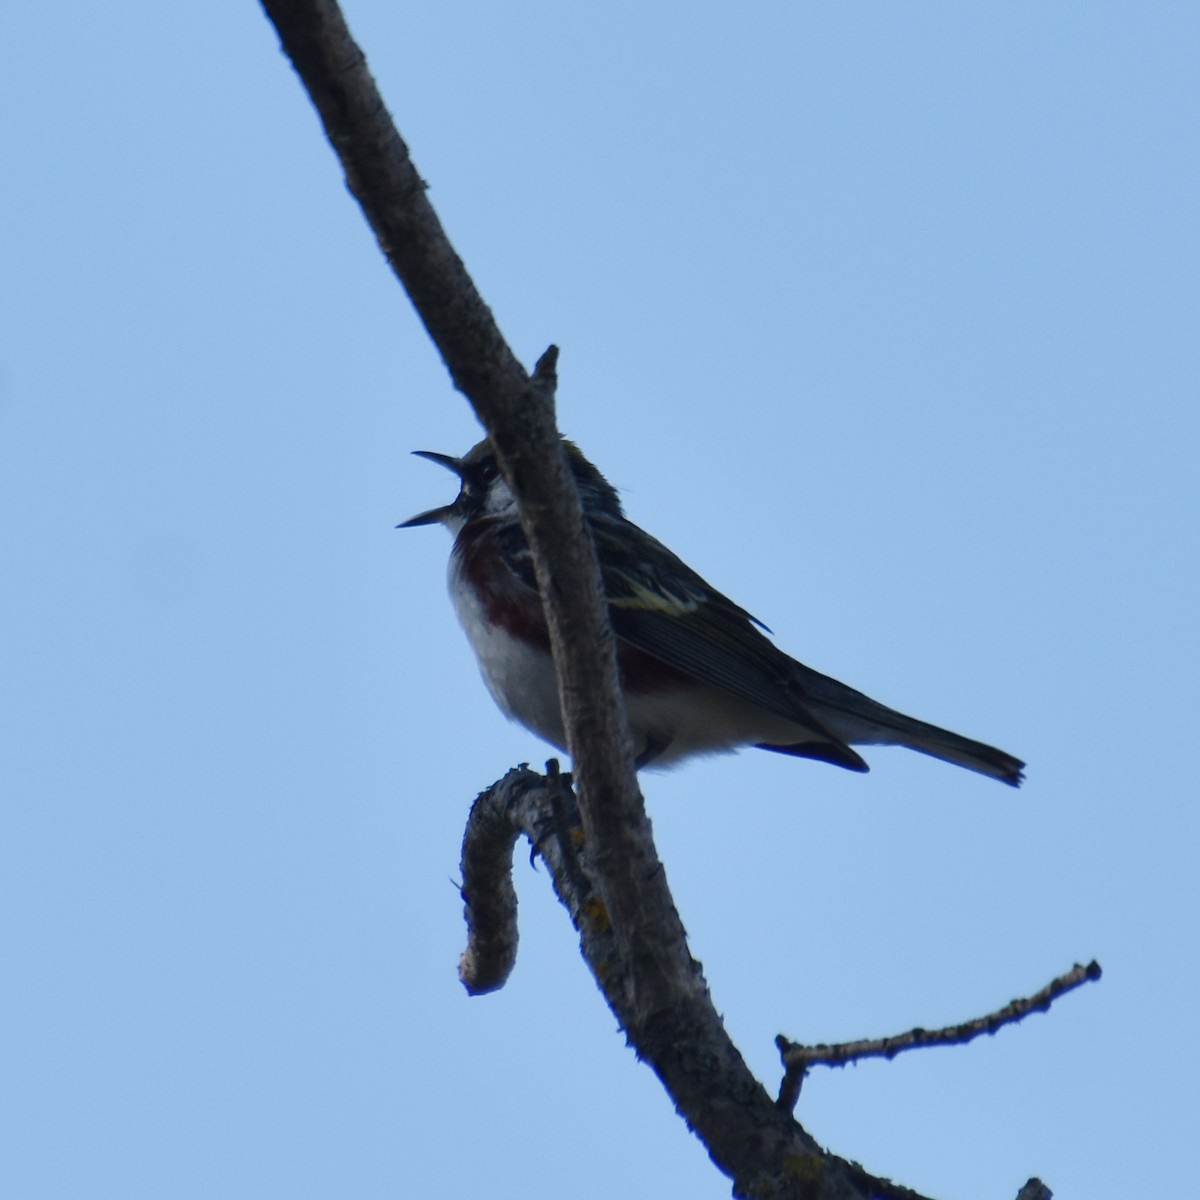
798, 670, 1025, 786
865, 706, 1025, 785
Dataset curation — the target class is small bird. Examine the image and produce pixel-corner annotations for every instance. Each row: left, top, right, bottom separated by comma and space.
400, 439, 1024, 785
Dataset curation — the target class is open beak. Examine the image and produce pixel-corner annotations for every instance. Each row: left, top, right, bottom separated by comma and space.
411, 450, 463, 474
396, 450, 464, 528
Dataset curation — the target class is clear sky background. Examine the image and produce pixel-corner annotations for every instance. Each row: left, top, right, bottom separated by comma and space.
2, 4, 1196, 1198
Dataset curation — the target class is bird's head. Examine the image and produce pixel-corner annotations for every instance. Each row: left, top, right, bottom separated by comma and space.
398, 438, 623, 534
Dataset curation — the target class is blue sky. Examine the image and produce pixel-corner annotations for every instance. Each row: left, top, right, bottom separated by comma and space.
2, 4, 1196, 1197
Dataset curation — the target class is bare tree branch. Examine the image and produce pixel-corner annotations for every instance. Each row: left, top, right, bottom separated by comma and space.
258, 6, 837, 1196
259, 5, 1090, 1197
776, 962, 1103, 1112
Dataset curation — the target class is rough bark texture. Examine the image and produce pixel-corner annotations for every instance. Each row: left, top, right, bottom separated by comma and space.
260, 5, 1072, 1197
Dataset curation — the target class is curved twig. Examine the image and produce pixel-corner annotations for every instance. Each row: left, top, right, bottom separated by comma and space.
458, 762, 603, 995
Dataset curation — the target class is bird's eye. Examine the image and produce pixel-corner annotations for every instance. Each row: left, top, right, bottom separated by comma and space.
461, 458, 499, 499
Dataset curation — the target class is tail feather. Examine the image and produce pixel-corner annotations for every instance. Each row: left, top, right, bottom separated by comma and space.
795, 669, 1025, 786
870, 708, 1025, 786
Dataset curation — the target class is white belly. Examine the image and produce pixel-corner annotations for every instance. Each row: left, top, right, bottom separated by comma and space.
448, 561, 567, 752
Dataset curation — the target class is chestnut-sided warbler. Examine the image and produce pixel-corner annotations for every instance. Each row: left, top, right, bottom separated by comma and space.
400, 439, 1023, 785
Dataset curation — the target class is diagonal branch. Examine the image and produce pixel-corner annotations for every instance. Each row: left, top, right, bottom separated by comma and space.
776, 961, 1103, 1113
260, 6, 835, 1196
